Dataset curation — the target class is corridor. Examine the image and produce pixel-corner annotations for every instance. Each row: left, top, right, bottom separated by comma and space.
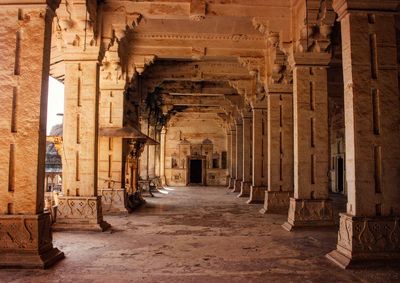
1, 187, 399, 283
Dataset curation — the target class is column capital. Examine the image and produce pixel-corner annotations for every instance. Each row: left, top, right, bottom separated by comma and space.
333, 0, 399, 20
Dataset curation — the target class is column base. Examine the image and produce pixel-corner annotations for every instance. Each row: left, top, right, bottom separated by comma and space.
237, 181, 251, 198
100, 188, 126, 213
260, 190, 293, 214
282, 198, 334, 231
54, 196, 111, 232
247, 186, 266, 204
0, 213, 64, 269
326, 213, 400, 269
227, 177, 235, 190
231, 179, 242, 193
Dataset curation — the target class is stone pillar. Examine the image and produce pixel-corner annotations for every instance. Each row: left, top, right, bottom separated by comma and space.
327, 0, 400, 268
248, 101, 268, 204
232, 119, 243, 193
160, 127, 167, 185
0, 1, 64, 268
227, 127, 237, 189
282, 54, 334, 231
154, 130, 160, 178
139, 116, 149, 180
148, 125, 156, 179
98, 54, 125, 213
226, 130, 232, 188
261, 92, 294, 213
57, 57, 110, 231
239, 110, 252, 198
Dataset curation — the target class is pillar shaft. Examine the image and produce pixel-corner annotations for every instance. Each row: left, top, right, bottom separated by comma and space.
139, 117, 149, 180
327, 0, 400, 268
148, 126, 156, 179
262, 93, 294, 212
160, 127, 167, 185
0, 2, 64, 268
239, 113, 252, 197
226, 131, 232, 188
227, 128, 236, 189
58, 58, 109, 231
233, 122, 243, 192
98, 73, 125, 212
248, 104, 267, 203
283, 54, 334, 230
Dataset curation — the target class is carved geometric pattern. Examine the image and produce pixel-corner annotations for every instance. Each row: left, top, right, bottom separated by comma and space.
337, 214, 400, 256
57, 197, 101, 220
133, 32, 265, 41
100, 189, 125, 212
287, 198, 334, 225
0, 213, 52, 251
265, 191, 293, 208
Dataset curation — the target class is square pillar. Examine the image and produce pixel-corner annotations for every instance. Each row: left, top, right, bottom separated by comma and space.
98, 55, 126, 213
283, 53, 334, 231
227, 127, 237, 190
160, 127, 167, 185
261, 92, 294, 213
239, 110, 252, 197
0, 2, 64, 268
57, 58, 110, 231
248, 101, 268, 204
327, 0, 400, 268
233, 120, 243, 193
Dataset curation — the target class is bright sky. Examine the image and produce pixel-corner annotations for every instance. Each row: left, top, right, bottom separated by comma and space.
47, 76, 64, 135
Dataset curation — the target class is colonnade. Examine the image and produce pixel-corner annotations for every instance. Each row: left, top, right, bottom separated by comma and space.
0, 0, 399, 270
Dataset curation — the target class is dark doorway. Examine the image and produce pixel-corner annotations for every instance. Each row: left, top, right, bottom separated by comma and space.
190, 159, 202, 184
337, 157, 344, 193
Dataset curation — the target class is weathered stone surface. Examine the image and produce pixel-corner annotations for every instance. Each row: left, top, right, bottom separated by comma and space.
54, 196, 110, 231
326, 213, 400, 268
164, 112, 228, 186
283, 198, 334, 231
0, 213, 64, 269
260, 191, 293, 214
247, 186, 266, 204
99, 188, 125, 213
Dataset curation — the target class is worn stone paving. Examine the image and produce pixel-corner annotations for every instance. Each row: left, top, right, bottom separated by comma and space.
1, 187, 399, 283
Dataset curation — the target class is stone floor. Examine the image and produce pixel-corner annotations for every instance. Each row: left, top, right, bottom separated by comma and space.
1, 187, 399, 283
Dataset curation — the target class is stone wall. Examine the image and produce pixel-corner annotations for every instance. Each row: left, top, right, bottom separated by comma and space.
165, 112, 228, 186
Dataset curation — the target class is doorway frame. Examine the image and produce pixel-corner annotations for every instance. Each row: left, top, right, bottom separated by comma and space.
186, 155, 206, 186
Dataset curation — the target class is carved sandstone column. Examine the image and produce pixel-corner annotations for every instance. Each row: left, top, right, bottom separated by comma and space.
248, 100, 268, 204
283, 54, 334, 230
148, 125, 156, 179
227, 127, 237, 190
139, 115, 149, 180
160, 127, 167, 185
327, 0, 400, 268
0, 1, 64, 268
233, 119, 243, 193
98, 51, 125, 213
226, 129, 232, 188
238, 110, 252, 197
261, 92, 294, 213
57, 56, 110, 231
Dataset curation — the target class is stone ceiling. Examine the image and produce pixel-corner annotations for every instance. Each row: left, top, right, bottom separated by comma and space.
49, 0, 331, 127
